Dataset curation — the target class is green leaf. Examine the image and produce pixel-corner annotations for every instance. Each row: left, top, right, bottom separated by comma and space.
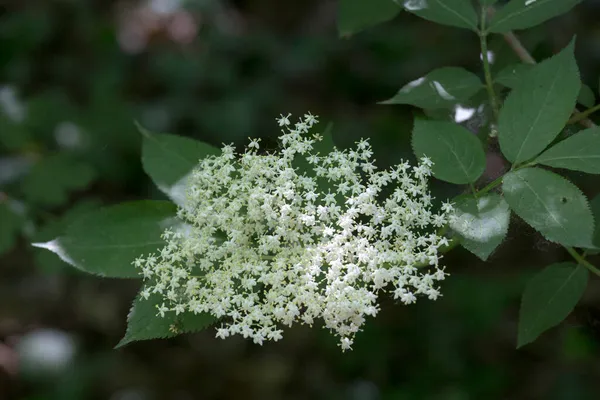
21, 154, 96, 208
402, 0, 479, 31
479, 0, 499, 5
139, 123, 220, 206
33, 201, 176, 278
412, 119, 486, 184
495, 63, 533, 89
590, 195, 600, 253
337, 0, 401, 37
535, 127, 600, 174
517, 262, 588, 348
488, 0, 583, 33
502, 167, 594, 247
449, 193, 510, 261
0, 201, 23, 256
116, 290, 215, 348
577, 84, 595, 108
32, 200, 102, 274
381, 67, 482, 109
498, 40, 580, 164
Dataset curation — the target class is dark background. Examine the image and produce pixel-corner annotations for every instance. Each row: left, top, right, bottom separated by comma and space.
2, 1, 600, 399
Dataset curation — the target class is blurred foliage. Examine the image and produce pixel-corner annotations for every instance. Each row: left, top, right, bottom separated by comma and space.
2, 0, 600, 399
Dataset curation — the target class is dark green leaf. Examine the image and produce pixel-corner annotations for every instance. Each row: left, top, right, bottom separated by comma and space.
139, 123, 220, 206
412, 119, 486, 184
116, 290, 215, 347
535, 127, 600, 174
0, 201, 23, 256
21, 154, 96, 208
33, 201, 176, 278
450, 193, 510, 260
589, 195, 600, 253
402, 0, 478, 31
517, 262, 588, 348
495, 63, 533, 89
381, 67, 482, 109
502, 167, 594, 247
498, 40, 580, 164
488, 0, 583, 33
578, 84, 595, 108
337, 0, 401, 37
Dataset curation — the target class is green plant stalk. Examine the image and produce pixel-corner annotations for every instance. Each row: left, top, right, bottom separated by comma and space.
479, 8, 499, 121
568, 103, 600, 125
565, 246, 600, 278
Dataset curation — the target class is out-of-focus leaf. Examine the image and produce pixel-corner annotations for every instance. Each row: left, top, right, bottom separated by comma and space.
116, 291, 215, 348
381, 67, 482, 110
488, 0, 583, 33
518, 262, 588, 348
0, 201, 23, 256
535, 127, 600, 174
337, 0, 402, 37
33, 201, 176, 278
21, 154, 96, 208
139, 124, 220, 206
498, 40, 580, 164
502, 167, 594, 247
412, 119, 486, 184
450, 193, 510, 260
403, 0, 478, 31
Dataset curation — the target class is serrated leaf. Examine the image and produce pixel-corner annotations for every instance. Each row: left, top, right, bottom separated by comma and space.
496, 64, 592, 110
412, 119, 486, 184
450, 193, 510, 260
498, 40, 580, 164
402, 0, 478, 31
381, 67, 482, 109
488, 0, 583, 34
139, 123, 220, 206
33, 201, 176, 278
21, 154, 96, 208
116, 290, 215, 347
589, 195, 600, 253
577, 84, 595, 108
502, 167, 594, 247
0, 201, 23, 256
337, 0, 401, 37
517, 262, 588, 348
535, 127, 600, 174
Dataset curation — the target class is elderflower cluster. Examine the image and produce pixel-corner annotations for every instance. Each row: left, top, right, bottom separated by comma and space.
133, 113, 454, 351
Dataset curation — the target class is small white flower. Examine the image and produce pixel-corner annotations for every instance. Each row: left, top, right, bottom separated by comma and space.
134, 113, 452, 351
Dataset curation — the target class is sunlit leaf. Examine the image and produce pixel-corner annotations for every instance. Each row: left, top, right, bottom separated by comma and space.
535, 127, 600, 174
402, 0, 479, 31
412, 119, 486, 184
450, 193, 510, 260
337, 0, 401, 36
116, 291, 215, 348
502, 167, 594, 247
488, 0, 583, 33
381, 67, 482, 109
517, 262, 588, 348
498, 40, 580, 164
33, 201, 176, 278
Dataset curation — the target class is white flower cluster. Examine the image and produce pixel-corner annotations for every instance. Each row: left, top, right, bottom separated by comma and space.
133, 113, 454, 351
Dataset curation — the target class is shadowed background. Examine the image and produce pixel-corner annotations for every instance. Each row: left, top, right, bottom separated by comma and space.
2, 0, 600, 399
